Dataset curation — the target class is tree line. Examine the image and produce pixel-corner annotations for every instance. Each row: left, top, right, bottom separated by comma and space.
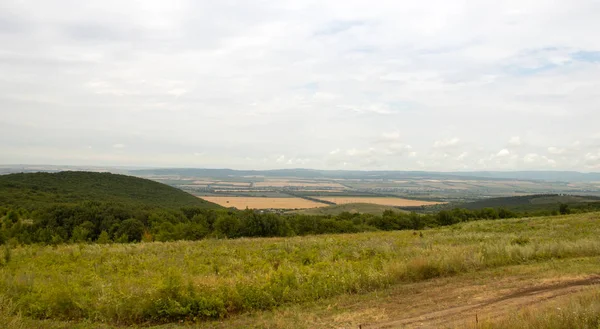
0, 200, 588, 245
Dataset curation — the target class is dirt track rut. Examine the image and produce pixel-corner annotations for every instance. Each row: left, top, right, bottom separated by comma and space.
360, 276, 600, 329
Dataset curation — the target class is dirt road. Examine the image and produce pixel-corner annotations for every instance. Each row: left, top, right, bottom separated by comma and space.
360, 276, 600, 329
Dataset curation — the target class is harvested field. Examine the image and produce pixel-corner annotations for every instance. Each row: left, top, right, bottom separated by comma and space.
296, 189, 347, 193
192, 180, 215, 184
212, 182, 251, 186
254, 180, 346, 188
313, 196, 444, 207
200, 196, 327, 209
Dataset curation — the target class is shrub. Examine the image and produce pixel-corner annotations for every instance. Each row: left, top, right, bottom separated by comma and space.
97, 231, 111, 244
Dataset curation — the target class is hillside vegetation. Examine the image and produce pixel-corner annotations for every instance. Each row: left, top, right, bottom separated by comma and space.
459, 194, 600, 214
0, 171, 220, 210
2, 172, 600, 245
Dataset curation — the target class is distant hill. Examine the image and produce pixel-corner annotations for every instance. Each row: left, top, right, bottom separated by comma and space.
290, 203, 408, 216
0, 171, 221, 210
459, 194, 600, 212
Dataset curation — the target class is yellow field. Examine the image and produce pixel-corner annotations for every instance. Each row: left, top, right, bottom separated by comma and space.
192, 180, 215, 184
200, 196, 327, 209
312, 197, 444, 207
254, 179, 346, 188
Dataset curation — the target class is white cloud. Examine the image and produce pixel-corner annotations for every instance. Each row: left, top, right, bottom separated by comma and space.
379, 131, 402, 142
433, 138, 460, 148
523, 153, 539, 164
523, 153, 557, 167
496, 149, 510, 157
1, 0, 600, 170
547, 146, 565, 155
112, 144, 125, 149
544, 156, 557, 166
584, 152, 600, 168
346, 148, 376, 157
508, 136, 522, 146
383, 143, 412, 155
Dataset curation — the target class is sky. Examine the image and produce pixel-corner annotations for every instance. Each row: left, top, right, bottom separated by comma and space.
1, 0, 599, 171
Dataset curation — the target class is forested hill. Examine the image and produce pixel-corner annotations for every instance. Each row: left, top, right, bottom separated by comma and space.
0, 171, 221, 210
459, 194, 600, 212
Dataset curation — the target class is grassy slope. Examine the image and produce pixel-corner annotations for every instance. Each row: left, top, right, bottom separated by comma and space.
0, 171, 221, 210
290, 203, 408, 216
2, 258, 599, 329
1, 212, 600, 327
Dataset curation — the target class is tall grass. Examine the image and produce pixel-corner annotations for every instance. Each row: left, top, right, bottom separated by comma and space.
0, 213, 599, 324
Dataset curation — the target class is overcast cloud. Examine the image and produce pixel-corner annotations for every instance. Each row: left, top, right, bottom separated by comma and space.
1, 0, 599, 171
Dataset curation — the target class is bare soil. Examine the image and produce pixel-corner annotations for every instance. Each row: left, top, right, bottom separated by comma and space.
360, 276, 600, 329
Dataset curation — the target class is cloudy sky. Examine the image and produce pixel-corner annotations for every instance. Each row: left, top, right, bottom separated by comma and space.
1, 0, 599, 171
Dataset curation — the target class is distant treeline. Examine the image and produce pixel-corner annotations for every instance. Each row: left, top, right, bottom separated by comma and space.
1, 200, 597, 245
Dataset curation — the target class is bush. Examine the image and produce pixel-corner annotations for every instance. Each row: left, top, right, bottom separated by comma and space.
97, 231, 111, 244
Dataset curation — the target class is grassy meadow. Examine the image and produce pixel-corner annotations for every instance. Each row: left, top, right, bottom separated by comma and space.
1, 212, 600, 327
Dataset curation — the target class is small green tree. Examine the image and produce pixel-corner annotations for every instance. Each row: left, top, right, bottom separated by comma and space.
97, 231, 111, 244
115, 234, 129, 243
559, 203, 571, 215
50, 234, 64, 246
71, 225, 90, 243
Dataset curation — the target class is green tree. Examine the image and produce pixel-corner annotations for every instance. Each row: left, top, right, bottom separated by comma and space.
214, 214, 242, 238
437, 210, 457, 226
97, 231, 111, 244
116, 218, 145, 242
115, 233, 129, 243
71, 225, 91, 243
559, 203, 571, 215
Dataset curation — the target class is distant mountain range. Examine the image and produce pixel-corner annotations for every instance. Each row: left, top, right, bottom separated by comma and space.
2, 165, 600, 183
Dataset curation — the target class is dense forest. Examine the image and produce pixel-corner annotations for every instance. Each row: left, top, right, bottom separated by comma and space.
0, 171, 221, 210
1, 172, 600, 245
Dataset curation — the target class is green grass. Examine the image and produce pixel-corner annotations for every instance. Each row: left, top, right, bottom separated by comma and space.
289, 203, 407, 216
1, 212, 600, 326
0, 171, 221, 210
